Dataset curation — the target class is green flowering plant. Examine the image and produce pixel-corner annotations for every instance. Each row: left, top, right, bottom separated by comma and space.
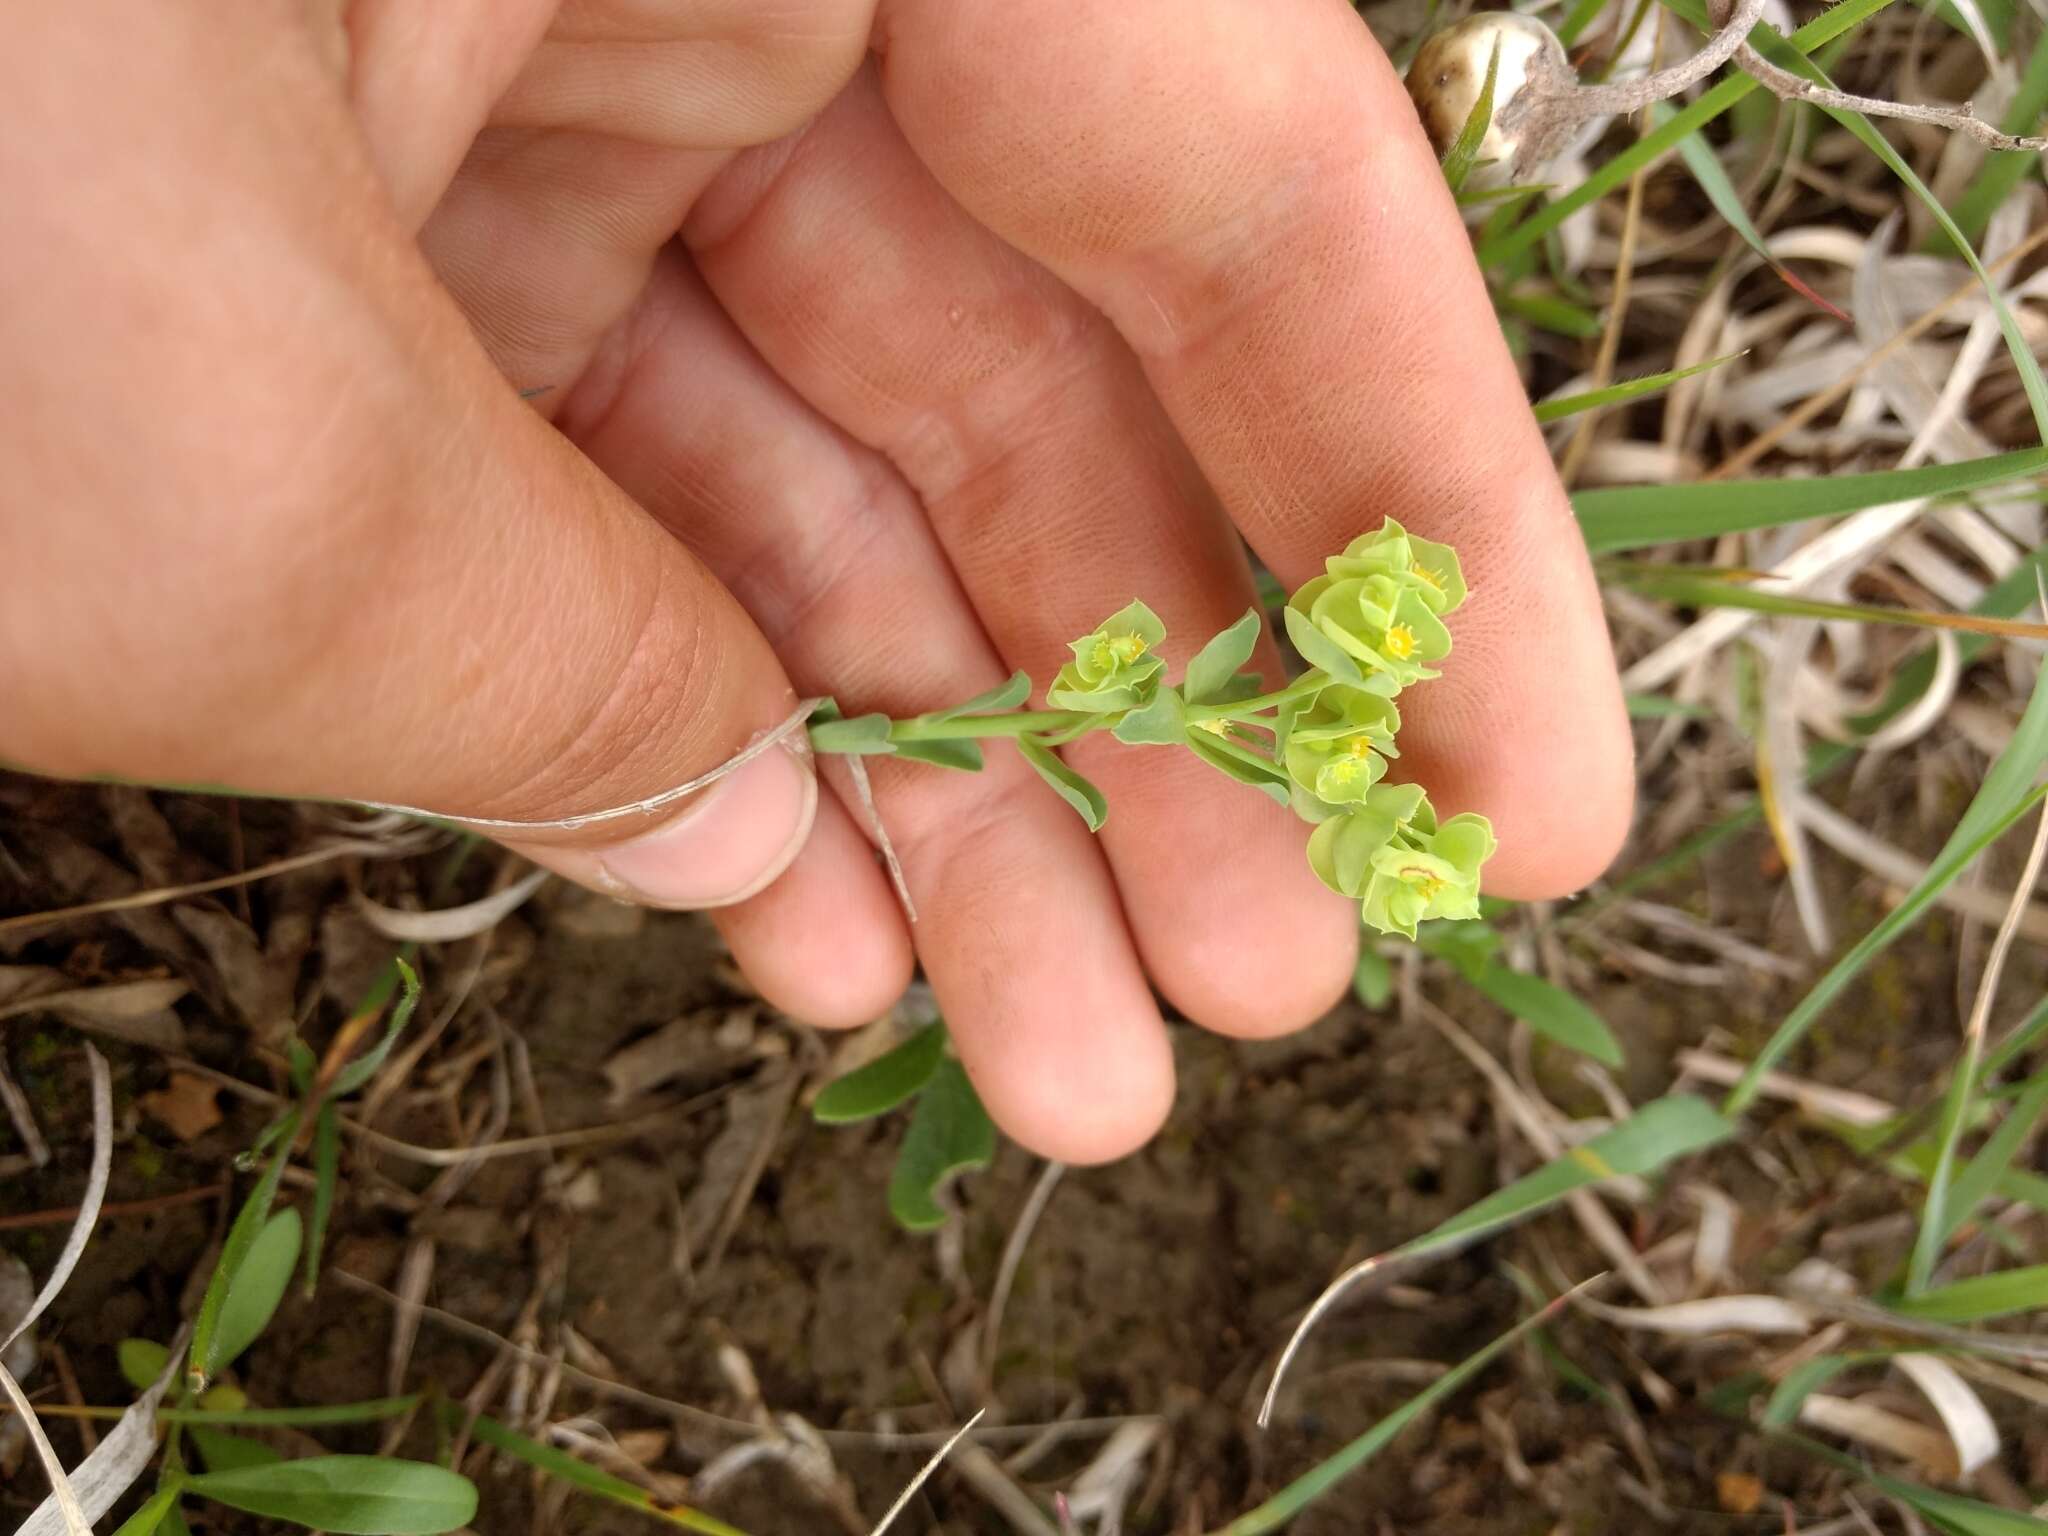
807, 519, 1495, 937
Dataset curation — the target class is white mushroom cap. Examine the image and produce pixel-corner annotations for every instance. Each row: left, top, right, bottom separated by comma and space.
1404, 13, 1569, 190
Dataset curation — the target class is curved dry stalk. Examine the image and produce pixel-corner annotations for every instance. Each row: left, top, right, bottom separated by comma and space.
869, 1409, 986, 1536
982, 1160, 1066, 1399
1732, 45, 2048, 153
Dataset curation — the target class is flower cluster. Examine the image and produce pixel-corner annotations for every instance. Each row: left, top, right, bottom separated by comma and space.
806, 518, 1495, 939
1275, 521, 1494, 937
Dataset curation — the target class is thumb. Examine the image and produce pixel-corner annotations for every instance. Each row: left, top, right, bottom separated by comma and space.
0, 27, 816, 906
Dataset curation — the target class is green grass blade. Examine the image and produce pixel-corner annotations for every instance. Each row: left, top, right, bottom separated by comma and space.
1946, 31, 2048, 245
1762, 1353, 1862, 1427
1408, 1095, 1732, 1256
213, 1208, 303, 1374
1440, 36, 1502, 194
463, 1412, 753, 1536
112, 1488, 182, 1536
1532, 353, 1745, 424
1476, 0, 1897, 270
1498, 288, 1604, 338
1889, 1263, 2048, 1323
330, 959, 423, 1098
1471, 963, 1624, 1066
1935, 1071, 2048, 1249
1663, 0, 2048, 440
1574, 446, 2048, 553
1614, 571, 2048, 639
1784, 1432, 2048, 1533
1219, 1288, 1578, 1535
1724, 637, 2048, 1115
303, 1102, 339, 1299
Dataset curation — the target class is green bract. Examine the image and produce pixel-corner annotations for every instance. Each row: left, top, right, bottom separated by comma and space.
1324, 517, 1470, 615
1281, 685, 1401, 810
1288, 572, 1453, 687
806, 518, 1496, 943
1307, 787, 1495, 939
1048, 600, 1167, 711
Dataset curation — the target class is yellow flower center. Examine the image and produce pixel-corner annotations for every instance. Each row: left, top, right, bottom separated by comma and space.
1411, 561, 1445, 594
1383, 624, 1417, 661
1397, 865, 1445, 900
1346, 737, 1376, 759
1193, 717, 1232, 737
1106, 633, 1148, 666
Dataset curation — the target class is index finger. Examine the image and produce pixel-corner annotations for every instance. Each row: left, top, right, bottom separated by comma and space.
876, 0, 1633, 897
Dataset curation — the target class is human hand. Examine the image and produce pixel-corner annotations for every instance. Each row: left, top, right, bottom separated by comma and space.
0, 0, 1631, 1163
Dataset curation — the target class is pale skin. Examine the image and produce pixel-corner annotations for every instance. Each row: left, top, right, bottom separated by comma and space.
1, 0, 1634, 1165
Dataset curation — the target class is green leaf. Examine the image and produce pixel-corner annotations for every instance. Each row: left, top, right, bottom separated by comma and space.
330, 959, 423, 1098
1471, 963, 1624, 1067
927, 670, 1031, 722
1185, 732, 1293, 806
806, 711, 897, 755
1403, 1096, 1733, 1259
812, 1023, 946, 1125
1438, 33, 1501, 195
303, 1102, 339, 1298
1352, 949, 1392, 1010
1762, 1354, 1860, 1427
1416, 918, 1500, 984
191, 1426, 285, 1473
1938, 1072, 2048, 1247
1725, 637, 2048, 1116
118, 1338, 171, 1394
888, 1059, 997, 1231
184, 1457, 477, 1535
191, 1112, 300, 1390
1532, 352, 1745, 425
288, 1038, 317, 1099
460, 1412, 749, 1535
1113, 687, 1189, 746
1889, 1264, 2048, 1323
1220, 1292, 1567, 1533
894, 737, 986, 772
1281, 605, 1365, 685
1017, 736, 1108, 831
214, 1207, 303, 1373
112, 1488, 182, 1536
1574, 446, 2048, 554
1183, 611, 1264, 706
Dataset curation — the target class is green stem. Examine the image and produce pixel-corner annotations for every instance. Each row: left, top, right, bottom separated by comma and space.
808, 670, 1330, 755
1185, 673, 1329, 722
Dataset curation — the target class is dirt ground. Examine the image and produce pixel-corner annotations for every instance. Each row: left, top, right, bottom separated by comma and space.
4, 760, 2041, 1534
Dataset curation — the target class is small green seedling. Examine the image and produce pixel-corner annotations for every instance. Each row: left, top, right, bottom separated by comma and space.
813, 1021, 996, 1231
808, 519, 1497, 940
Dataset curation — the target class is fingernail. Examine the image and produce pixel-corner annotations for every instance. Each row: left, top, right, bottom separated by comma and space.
590, 745, 817, 909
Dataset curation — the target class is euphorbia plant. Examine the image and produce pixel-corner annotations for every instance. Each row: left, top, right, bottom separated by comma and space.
807, 518, 1495, 940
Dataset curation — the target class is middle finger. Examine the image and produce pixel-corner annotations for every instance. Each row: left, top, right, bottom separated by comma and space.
686, 63, 1358, 1037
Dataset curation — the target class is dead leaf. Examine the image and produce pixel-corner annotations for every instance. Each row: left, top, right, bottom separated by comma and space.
173, 904, 294, 1047
1716, 1472, 1763, 1515
602, 1009, 754, 1106
0, 979, 189, 1050
138, 1072, 223, 1142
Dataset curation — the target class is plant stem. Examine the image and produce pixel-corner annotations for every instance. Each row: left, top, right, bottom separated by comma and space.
807, 670, 1330, 756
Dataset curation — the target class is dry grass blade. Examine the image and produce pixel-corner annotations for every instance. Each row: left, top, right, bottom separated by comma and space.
1674, 1049, 1894, 1127
1909, 778, 2048, 1291
355, 865, 550, 943
982, 1161, 1065, 1398
868, 1407, 987, 1536
17, 1330, 185, 1536
2, 1046, 111, 1356
0, 1360, 87, 1536
1893, 1354, 1998, 1475
0, 838, 419, 937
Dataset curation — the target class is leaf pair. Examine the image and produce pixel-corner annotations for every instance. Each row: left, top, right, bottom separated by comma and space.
813, 1022, 997, 1230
